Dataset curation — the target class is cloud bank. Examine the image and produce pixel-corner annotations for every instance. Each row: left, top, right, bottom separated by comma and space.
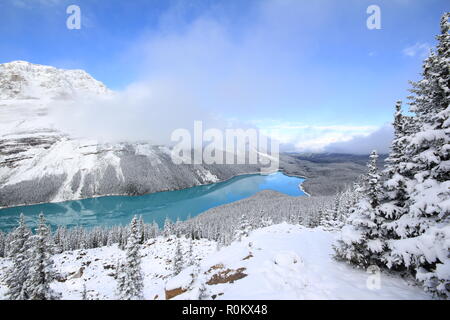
323, 124, 393, 154
51, 0, 394, 153
53, 0, 339, 147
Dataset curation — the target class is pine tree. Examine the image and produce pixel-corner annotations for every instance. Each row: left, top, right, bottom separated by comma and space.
163, 217, 174, 237
151, 221, 160, 238
117, 216, 144, 300
24, 213, 60, 300
198, 282, 209, 300
115, 260, 126, 294
172, 238, 184, 275
4, 213, 31, 300
187, 237, 195, 266
234, 215, 251, 241
385, 13, 450, 297
401, 13, 450, 236
334, 151, 385, 268
321, 193, 342, 230
379, 101, 411, 228
0, 231, 6, 258
81, 283, 88, 300
138, 216, 145, 244
338, 184, 362, 227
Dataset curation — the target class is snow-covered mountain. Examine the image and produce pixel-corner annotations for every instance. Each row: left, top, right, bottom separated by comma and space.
0, 61, 110, 100
0, 61, 260, 208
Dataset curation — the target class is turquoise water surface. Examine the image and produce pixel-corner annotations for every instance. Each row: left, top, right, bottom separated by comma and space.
0, 172, 305, 232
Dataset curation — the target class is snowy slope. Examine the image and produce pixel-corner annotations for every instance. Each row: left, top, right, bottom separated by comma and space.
0, 61, 260, 208
0, 61, 110, 100
0, 223, 431, 300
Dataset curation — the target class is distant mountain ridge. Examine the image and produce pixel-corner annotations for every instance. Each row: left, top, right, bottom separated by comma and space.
290, 152, 387, 167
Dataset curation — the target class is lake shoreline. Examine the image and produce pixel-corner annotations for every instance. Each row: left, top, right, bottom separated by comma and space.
0, 172, 307, 232
0, 169, 309, 210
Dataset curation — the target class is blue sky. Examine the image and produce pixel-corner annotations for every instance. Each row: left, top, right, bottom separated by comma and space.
1, 0, 449, 153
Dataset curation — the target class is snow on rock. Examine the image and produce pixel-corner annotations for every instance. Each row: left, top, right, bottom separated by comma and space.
0, 224, 431, 300
165, 266, 196, 291
0, 61, 110, 100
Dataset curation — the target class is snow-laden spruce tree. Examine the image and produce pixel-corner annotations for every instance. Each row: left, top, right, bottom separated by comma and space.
334, 151, 386, 268
24, 213, 60, 300
234, 215, 252, 242
4, 213, 31, 300
138, 216, 145, 245
117, 216, 144, 300
378, 101, 414, 248
163, 217, 174, 237
198, 282, 210, 300
338, 183, 363, 227
385, 13, 450, 297
186, 237, 195, 266
81, 283, 88, 300
172, 238, 184, 275
321, 192, 343, 230
0, 231, 6, 258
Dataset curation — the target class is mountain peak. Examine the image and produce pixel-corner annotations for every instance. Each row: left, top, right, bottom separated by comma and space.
0, 60, 111, 100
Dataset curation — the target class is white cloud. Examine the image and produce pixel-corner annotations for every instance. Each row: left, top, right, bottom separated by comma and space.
48, 0, 391, 156
255, 120, 379, 153
52, 0, 340, 145
50, 81, 224, 145
402, 42, 431, 58
323, 124, 393, 154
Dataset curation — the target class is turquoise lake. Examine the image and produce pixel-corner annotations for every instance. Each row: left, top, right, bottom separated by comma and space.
0, 172, 305, 232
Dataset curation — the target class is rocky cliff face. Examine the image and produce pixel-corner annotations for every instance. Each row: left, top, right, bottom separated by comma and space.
0, 61, 259, 208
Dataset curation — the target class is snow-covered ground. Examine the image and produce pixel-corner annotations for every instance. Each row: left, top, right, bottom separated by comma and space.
0, 223, 431, 300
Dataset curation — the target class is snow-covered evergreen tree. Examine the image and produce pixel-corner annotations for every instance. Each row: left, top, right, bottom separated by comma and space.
0, 231, 6, 258
198, 282, 209, 300
260, 216, 273, 228
321, 193, 342, 230
117, 216, 144, 300
4, 213, 31, 300
334, 151, 385, 268
163, 217, 174, 237
379, 101, 412, 238
81, 283, 88, 300
172, 238, 184, 275
338, 183, 363, 227
138, 216, 145, 245
335, 13, 450, 298
234, 215, 252, 242
385, 13, 450, 298
187, 237, 195, 266
24, 213, 60, 300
